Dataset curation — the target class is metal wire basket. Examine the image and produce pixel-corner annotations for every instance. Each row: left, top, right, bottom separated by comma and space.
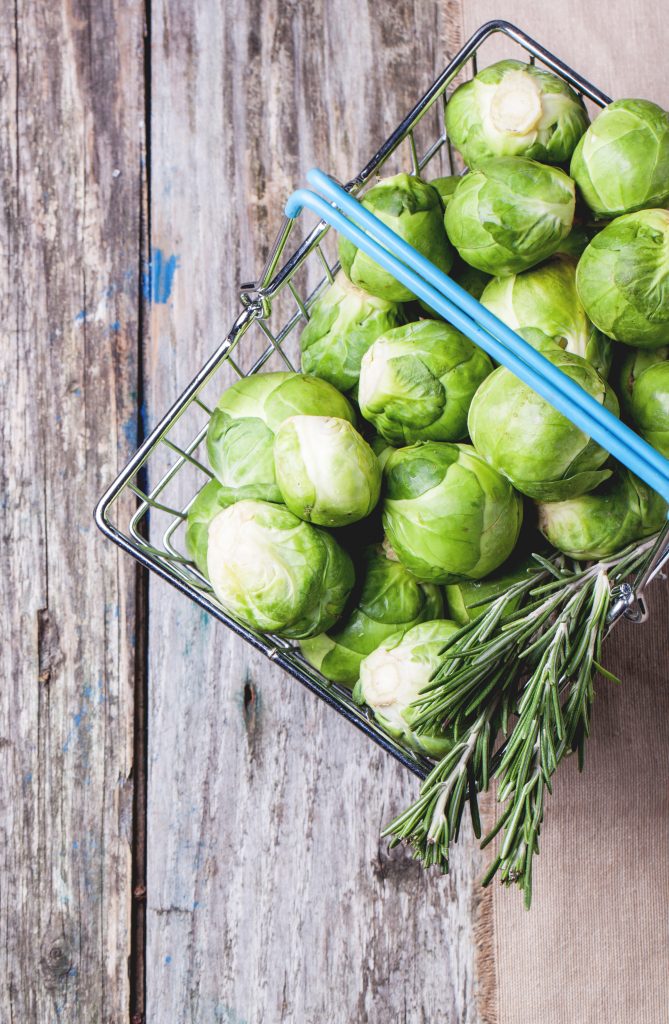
96, 20, 669, 781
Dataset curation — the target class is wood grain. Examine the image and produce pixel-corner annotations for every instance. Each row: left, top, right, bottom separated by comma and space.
6, 3, 667, 1021
0, 1, 144, 1019
141, 3, 494, 1023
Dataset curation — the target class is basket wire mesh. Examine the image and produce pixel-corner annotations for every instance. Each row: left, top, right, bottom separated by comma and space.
96, 20, 669, 781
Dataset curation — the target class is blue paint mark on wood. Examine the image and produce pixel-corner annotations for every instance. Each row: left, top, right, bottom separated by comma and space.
62, 708, 89, 754
62, 679, 105, 754
121, 413, 137, 450
143, 248, 179, 304
213, 1005, 249, 1024
70, 833, 102, 900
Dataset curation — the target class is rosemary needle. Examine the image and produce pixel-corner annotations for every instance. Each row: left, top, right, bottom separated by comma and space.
382, 534, 662, 905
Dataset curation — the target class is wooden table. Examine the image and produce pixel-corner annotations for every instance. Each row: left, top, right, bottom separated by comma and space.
3, 2, 667, 1021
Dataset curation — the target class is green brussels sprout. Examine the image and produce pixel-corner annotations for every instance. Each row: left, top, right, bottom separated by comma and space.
338, 173, 454, 301
185, 479, 233, 575
358, 320, 493, 444
480, 256, 612, 377
468, 345, 619, 501
570, 99, 669, 217
382, 441, 523, 584
618, 347, 669, 457
353, 619, 460, 758
537, 468, 667, 559
273, 415, 381, 526
445, 157, 575, 275
206, 499, 354, 639
206, 372, 355, 502
576, 210, 669, 349
369, 433, 396, 471
445, 553, 539, 625
299, 271, 403, 392
445, 59, 589, 169
429, 175, 463, 208
417, 260, 491, 318
300, 544, 443, 686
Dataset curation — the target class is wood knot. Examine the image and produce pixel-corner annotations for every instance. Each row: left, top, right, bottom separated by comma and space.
37, 608, 64, 686
40, 924, 75, 990
46, 942, 72, 974
243, 682, 256, 718
372, 839, 424, 885
241, 679, 261, 758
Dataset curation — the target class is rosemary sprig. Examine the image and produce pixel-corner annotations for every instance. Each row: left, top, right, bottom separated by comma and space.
385, 703, 499, 870
382, 535, 661, 905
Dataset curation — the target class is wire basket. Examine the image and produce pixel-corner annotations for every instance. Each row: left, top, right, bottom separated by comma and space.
96, 20, 669, 781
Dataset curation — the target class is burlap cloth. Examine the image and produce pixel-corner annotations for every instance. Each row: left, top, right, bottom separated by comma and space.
475, 588, 669, 1023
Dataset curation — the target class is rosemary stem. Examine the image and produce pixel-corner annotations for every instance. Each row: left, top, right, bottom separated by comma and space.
383, 533, 664, 904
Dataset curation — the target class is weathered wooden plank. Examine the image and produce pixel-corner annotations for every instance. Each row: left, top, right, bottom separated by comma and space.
0, 2, 144, 1019
143, 3, 491, 1022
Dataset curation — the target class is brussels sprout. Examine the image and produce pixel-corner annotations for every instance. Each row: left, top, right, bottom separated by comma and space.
358, 320, 493, 444
299, 271, 403, 392
576, 210, 669, 349
537, 468, 667, 559
618, 347, 669, 457
445, 553, 539, 625
206, 372, 355, 503
430, 175, 462, 208
445, 59, 589, 169
382, 442, 523, 584
300, 544, 443, 686
445, 157, 575, 275
480, 256, 612, 377
185, 479, 232, 575
417, 260, 491, 318
570, 99, 669, 217
369, 433, 396, 471
338, 173, 454, 302
468, 344, 619, 501
207, 499, 354, 639
273, 415, 381, 526
353, 619, 460, 758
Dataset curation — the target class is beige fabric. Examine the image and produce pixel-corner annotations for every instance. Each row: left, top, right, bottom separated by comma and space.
478, 606, 669, 1023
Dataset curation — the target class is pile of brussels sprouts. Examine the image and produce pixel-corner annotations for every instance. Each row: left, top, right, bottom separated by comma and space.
188, 59, 669, 759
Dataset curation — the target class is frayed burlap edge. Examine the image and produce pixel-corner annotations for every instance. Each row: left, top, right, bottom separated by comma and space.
473, 790, 498, 1024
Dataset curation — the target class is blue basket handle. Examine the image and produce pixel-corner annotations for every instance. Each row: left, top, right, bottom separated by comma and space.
285, 170, 669, 506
